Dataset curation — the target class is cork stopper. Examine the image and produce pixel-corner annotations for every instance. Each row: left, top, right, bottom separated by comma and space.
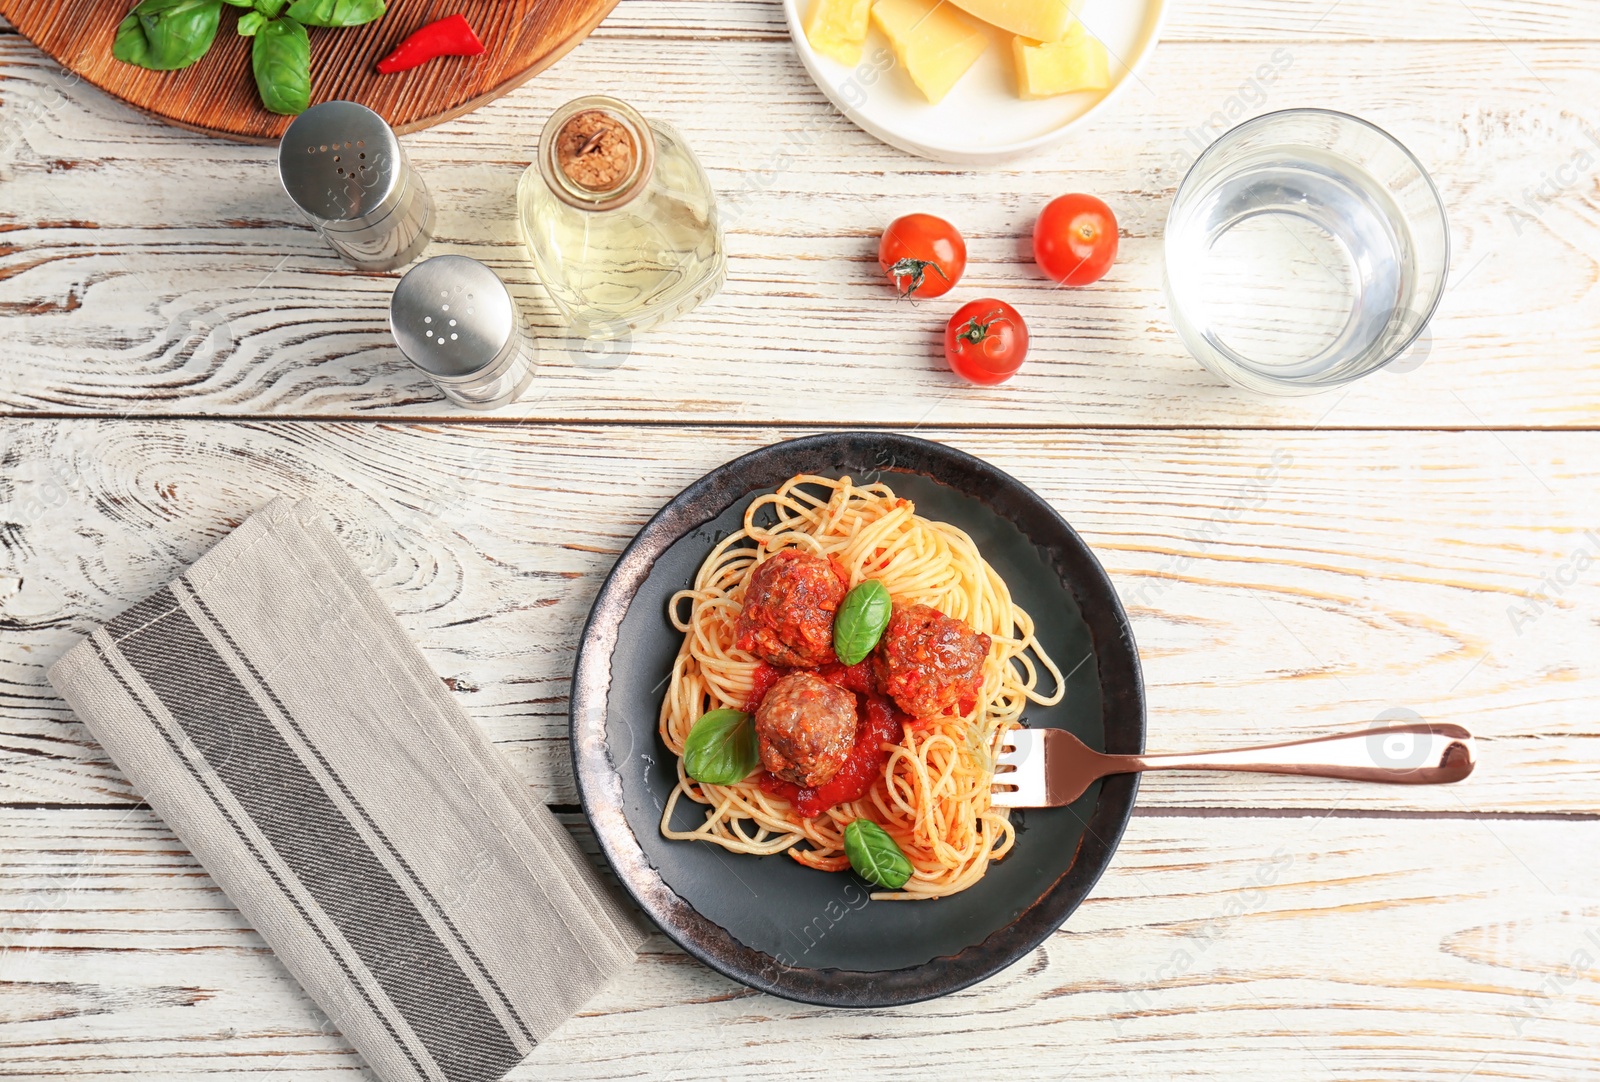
556, 110, 636, 193
538, 96, 656, 212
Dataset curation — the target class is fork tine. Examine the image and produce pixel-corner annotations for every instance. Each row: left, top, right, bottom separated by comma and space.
991, 727, 1045, 808
993, 735, 1028, 768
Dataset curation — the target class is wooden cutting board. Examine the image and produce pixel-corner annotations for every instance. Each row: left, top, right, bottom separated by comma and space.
0, 0, 620, 143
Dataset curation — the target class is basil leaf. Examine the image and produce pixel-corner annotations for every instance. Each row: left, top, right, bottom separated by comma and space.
236, 11, 267, 35
253, 0, 287, 16
833, 578, 891, 665
113, 0, 224, 71
221, 0, 254, 7
251, 16, 311, 115
683, 709, 759, 786
285, 0, 386, 27
844, 819, 913, 890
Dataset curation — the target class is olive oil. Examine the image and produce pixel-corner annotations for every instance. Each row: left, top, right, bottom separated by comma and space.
517, 96, 725, 340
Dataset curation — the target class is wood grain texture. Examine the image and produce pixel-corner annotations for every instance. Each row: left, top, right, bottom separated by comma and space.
1, 1, 1597, 1073
4, 807, 1595, 1079
1, 32, 1598, 424
2, 422, 1593, 811
10, 0, 1595, 47
458, 0, 1600, 42
0, 0, 621, 143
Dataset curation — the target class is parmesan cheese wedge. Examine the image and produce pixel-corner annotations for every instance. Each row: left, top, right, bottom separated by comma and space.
871, 0, 989, 105
946, 0, 1082, 43
1012, 21, 1110, 99
804, 0, 873, 67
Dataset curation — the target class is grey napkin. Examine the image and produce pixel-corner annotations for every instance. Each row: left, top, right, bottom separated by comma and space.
49, 499, 645, 1082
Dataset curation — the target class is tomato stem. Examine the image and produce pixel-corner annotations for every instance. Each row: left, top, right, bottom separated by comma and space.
887, 257, 948, 299
955, 309, 1007, 345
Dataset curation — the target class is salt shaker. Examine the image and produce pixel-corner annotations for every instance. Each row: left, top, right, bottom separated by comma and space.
389, 255, 536, 410
516, 95, 725, 339
279, 101, 434, 273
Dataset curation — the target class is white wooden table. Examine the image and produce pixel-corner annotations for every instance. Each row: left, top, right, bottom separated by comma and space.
2, 2, 1597, 1077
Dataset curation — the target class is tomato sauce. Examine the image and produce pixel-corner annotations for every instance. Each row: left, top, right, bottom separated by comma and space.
744, 661, 785, 712
813, 658, 878, 696
748, 647, 911, 820
758, 685, 906, 819
738, 568, 989, 822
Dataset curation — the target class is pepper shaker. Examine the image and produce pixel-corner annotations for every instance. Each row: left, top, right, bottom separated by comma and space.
389, 255, 536, 410
279, 101, 434, 273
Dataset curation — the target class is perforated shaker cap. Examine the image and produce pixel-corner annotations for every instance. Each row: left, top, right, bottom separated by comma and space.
390, 255, 517, 380
279, 101, 407, 230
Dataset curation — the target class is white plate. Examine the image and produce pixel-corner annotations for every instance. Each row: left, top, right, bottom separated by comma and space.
783, 0, 1167, 165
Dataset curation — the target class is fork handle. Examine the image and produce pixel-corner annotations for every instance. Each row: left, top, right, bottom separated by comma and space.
1106, 722, 1475, 785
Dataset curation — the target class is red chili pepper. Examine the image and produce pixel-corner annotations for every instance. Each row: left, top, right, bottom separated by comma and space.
376, 14, 485, 74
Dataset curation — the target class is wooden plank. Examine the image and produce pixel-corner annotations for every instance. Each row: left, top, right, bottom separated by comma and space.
540, 0, 1600, 42
0, 0, 621, 144
3, 806, 1595, 1079
1164, 0, 1600, 42
2, 421, 1592, 811
599, 0, 1600, 43
10, 0, 1598, 44
1, 37, 1598, 426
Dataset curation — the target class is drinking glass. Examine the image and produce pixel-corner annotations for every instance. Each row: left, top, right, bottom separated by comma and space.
1164, 109, 1449, 395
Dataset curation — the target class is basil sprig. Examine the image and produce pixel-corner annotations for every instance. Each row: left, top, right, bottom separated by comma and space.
833, 579, 891, 665
249, 15, 311, 116
111, 0, 386, 116
683, 709, 759, 786
844, 819, 913, 890
286, 0, 387, 27
113, 0, 225, 71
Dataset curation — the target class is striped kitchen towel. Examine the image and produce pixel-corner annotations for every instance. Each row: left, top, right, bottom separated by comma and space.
49, 498, 646, 1082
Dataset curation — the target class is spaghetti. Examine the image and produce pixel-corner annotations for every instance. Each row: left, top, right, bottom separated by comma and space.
659, 474, 1065, 900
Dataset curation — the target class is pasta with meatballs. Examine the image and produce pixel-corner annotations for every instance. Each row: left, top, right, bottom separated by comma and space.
659, 474, 1064, 900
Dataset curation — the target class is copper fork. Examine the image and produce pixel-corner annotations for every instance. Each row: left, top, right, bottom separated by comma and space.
991, 722, 1475, 807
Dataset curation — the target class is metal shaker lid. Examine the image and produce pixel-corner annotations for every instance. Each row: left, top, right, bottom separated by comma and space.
390, 255, 517, 379
279, 101, 407, 231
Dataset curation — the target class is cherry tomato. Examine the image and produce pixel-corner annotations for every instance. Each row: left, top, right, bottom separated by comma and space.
878, 213, 966, 299
1033, 194, 1118, 287
944, 299, 1028, 385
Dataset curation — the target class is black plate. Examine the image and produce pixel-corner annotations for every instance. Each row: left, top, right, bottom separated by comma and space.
570, 432, 1145, 1006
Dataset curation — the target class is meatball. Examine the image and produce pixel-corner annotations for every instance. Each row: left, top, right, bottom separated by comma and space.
754, 672, 859, 788
734, 549, 846, 668
872, 604, 991, 719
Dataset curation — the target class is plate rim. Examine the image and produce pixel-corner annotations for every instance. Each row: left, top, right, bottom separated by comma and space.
781, 0, 1170, 165
570, 431, 1146, 1006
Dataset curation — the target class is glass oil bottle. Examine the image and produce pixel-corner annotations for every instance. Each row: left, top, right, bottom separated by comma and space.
516, 95, 725, 340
